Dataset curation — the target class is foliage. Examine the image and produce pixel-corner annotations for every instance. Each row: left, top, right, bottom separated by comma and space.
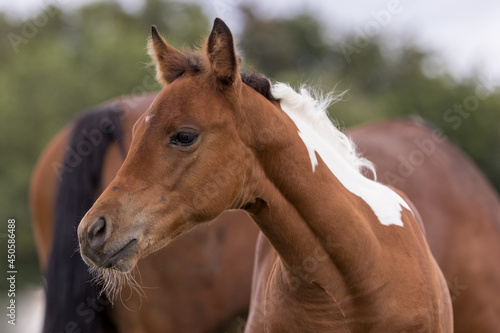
0, 0, 498, 289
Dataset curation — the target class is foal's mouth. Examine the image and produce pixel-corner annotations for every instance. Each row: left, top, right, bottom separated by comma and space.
105, 239, 139, 268
82, 238, 140, 272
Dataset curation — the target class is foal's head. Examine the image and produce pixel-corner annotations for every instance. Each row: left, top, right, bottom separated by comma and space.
78, 19, 273, 273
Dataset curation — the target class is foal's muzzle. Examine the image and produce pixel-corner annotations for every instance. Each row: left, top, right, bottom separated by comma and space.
78, 215, 139, 272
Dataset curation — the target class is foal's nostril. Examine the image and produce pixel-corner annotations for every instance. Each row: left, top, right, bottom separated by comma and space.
87, 216, 109, 250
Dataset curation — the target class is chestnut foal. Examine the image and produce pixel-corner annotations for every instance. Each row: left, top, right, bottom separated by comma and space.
78, 19, 452, 332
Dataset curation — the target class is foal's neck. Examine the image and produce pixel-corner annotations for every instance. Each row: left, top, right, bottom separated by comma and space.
238, 90, 384, 293
235, 86, 451, 332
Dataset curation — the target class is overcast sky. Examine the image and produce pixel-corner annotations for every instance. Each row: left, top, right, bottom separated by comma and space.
2, 0, 499, 86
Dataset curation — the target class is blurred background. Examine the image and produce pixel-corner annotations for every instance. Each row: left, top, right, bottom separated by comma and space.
1, 0, 499, 331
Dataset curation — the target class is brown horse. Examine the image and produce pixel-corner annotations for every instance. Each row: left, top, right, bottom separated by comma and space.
33, 25, 500, 333
77, 19, 453, 331
33, 100, 500, 333
30, 94, 259, 332
32, 97, 500, 332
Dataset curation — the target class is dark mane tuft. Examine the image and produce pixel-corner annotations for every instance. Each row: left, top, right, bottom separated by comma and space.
241, 71, 279, 102
185, 51, 204, 73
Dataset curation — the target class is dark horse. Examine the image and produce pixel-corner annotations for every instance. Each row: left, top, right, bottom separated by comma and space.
32, 25, 500, 333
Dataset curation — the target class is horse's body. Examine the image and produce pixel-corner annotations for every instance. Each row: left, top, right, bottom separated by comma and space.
77, 19, 453, 331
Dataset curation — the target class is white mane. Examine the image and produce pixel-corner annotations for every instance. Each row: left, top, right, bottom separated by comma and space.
271, 82, 376, 177
272, 82, 411, 227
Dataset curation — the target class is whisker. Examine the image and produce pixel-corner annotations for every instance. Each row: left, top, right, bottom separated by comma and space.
88, 266, 147, 307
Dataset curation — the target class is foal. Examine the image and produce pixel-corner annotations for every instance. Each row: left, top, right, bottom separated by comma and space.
78, 19, 452, 332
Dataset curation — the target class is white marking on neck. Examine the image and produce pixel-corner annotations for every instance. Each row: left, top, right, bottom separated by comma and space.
145, 114, 153, 123
273, 83, 410, 227
298, 130, 318, 172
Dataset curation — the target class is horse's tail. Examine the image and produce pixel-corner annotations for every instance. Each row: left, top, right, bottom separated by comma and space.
42, 105, 125, 333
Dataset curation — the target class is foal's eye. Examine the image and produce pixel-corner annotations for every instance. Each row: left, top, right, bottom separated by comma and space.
169, 130, 199, 147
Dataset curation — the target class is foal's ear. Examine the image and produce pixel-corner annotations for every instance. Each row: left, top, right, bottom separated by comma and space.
149, 25, 190, 85
206, 18, 239, 86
